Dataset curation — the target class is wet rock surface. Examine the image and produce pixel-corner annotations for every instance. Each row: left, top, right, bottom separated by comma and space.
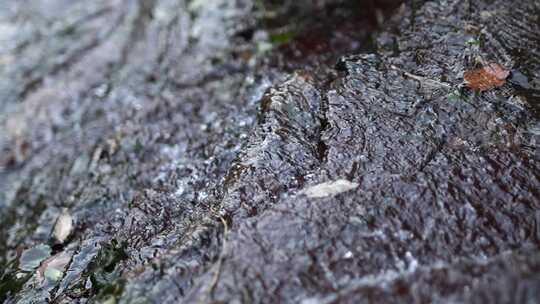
1, 0, 539, 303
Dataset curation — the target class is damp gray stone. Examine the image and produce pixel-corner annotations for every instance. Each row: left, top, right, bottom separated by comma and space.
0, 0, 539, 303
19, 245, 51, 272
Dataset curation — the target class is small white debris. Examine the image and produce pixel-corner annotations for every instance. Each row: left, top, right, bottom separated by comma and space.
44, 267, 63, 281
302, 179, 359, 198
405, 251, 418, 272
343, 251, 354, 259
53, 208, 73, 244
39, 251, 72, 282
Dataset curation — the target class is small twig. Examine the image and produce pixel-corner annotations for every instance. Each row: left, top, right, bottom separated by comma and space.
390, 65, 451, 89
201, 215, 229, 303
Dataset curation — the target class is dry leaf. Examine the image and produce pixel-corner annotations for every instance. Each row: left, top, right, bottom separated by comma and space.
52, 208, 73, 244
464, 63, 510, 91
303, 180, 358, 198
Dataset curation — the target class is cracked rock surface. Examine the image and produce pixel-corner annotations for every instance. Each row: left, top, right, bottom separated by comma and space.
1, 0, 539, 303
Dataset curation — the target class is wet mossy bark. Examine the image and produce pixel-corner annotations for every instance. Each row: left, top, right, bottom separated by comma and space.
0, 0, 539, 303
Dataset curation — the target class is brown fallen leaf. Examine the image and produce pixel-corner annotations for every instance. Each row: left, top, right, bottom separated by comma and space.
464, 63, 510, 91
